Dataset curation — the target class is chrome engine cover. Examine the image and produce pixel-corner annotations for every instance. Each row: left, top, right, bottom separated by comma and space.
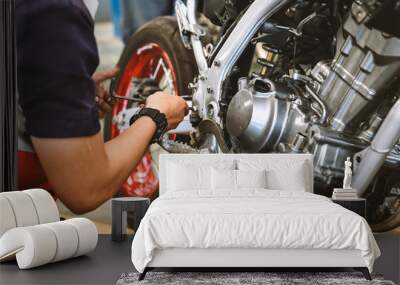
224, 1, 400, 200
226, 78, 308, 153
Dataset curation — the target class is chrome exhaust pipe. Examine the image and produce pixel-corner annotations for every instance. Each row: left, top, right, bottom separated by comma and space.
353, 98, 400, 196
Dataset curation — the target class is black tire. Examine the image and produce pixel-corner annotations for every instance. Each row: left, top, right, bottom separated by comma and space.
104, 16, 197, 141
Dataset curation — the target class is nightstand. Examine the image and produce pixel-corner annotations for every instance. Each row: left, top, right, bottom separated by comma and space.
111, 197, 150, 242
331, 198, 366, 218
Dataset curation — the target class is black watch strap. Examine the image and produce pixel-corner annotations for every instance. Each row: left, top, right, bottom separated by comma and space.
130, 107, 168, 144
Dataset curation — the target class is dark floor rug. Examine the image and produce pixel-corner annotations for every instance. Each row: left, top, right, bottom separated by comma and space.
116, 272, 395, 285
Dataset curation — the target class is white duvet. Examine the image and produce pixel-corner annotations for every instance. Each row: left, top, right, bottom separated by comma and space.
131, 190, 380, 272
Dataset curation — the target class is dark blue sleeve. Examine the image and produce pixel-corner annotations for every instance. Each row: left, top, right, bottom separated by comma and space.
17, 0, 101, 138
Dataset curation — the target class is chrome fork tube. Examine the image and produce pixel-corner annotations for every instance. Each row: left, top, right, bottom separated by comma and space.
353, 99, 400, 196
186, 0, 292, 153
186, 0, 208, 73
199, 0, 292, 119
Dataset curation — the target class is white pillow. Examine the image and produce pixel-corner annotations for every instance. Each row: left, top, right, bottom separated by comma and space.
211, 168, 236, 190
236, 169, 267, 189
167, 162, 211, 191
266, 163, 307, 191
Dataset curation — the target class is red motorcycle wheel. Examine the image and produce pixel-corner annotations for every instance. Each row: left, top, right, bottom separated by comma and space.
105, 16, 197, 198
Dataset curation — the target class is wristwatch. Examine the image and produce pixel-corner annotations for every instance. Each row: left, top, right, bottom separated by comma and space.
130, 107, 168, 144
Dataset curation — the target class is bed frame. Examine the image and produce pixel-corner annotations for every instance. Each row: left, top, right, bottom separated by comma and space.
138, 154, 371, 281
139, 249, 371, 280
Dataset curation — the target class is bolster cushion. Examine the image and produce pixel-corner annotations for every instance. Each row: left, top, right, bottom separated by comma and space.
0, 218, 98, 269
0, 189, 60, 238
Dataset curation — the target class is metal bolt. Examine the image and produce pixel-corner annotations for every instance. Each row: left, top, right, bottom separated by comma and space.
207, 105, 214, 118
311, 115, 319, 123
198, 75, 206, 81
214, 60, 221, 67
285, 6, 296, 17
351, 2, 367, 23
207, 87, 213, 94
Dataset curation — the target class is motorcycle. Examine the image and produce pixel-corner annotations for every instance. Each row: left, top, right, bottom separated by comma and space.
108, 0, 400, 232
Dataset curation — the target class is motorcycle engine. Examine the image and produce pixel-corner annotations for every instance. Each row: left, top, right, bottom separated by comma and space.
226, 77, 308, 153
225, 1, 400, 190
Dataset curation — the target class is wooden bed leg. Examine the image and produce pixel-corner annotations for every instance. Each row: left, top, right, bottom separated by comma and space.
354, 267, 372, 280
138, 268, 148, 281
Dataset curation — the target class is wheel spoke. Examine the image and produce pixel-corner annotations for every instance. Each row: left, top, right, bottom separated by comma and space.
151, 58, 175, 95
150, 58, 163, 80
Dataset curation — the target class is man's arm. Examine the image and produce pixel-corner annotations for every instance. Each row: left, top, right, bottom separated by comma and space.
17, 2, 188, 213
32, 93, 187, 214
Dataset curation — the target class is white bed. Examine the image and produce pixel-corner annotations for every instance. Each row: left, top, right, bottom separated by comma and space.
131, 154, 380, 280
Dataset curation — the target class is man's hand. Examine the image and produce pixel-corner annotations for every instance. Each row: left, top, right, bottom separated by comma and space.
145, 92, 189, 130
92, 67, 119, 118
